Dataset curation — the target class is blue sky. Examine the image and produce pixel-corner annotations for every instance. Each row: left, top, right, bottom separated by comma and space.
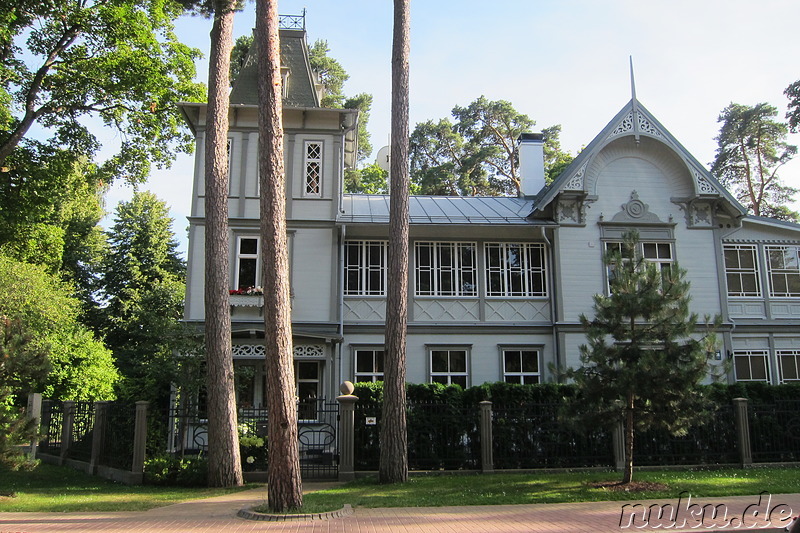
103, 0, 800, 255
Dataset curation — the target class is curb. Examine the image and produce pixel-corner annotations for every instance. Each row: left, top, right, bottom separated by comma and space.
237, 503, 353, 521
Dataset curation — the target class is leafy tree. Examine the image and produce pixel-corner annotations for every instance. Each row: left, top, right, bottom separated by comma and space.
410, 97, 572, 196
564, 231, 717, 484
0, 143, 106, 312
0, 0, 205, 184
0, 316, 50, 471
257, 0, 303, 510
345, 162, 388, 194
410, 118, 488, 195
380, 0, 411, 485
344, 92, 374, 163
229, 33, 253, 85
711, 103, 798, 221
99, 191, 186, 407
0, 254, 118, 401
308, 40, 349, 108
784, 79, 800, 133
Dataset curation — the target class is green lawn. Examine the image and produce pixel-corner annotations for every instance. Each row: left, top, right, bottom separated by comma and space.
290, 467, 800, 514
0, 463, 258, 512
4, 464, 800, 514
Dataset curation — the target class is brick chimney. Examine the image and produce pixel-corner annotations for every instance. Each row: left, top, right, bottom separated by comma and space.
517, 133, 545, 198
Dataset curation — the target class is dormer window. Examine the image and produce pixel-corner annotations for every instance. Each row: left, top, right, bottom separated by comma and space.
281, 67, 290, 99
304, 141, 323, 197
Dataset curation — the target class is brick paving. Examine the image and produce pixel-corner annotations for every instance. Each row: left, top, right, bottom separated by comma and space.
1, 484, 798, 532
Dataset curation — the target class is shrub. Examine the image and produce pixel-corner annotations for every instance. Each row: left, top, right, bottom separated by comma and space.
144, 454, 207, 486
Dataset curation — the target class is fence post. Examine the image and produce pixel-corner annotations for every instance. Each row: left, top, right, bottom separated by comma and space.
26, 393, 42, 460
131, 401, 149, 478
612, 419, 625, 471
733, 398, 752, 467
337, 381, 358, 482
90, 401, 110, 473
479, 401, 494, 473
60, 400, 75, 465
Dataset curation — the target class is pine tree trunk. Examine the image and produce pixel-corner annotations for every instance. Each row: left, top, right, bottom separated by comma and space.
622, 392, 634, 484
379, 0, 410, 485
256, 0, 303, 511
204, 0, 243, 488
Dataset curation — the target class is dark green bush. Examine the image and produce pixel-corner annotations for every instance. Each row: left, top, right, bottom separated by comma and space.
144, 454, 207, 486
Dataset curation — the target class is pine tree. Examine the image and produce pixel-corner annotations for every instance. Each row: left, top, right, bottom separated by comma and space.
565, 231, 717, 484
380, 0, 411, 485
256, 0, 303, 510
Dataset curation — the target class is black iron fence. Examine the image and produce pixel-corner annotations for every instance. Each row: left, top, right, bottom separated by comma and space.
164, 399, 340, 479
492, 403, 614, 469
750, 400, 800, 463
634, 404, 738, 466
28, 389, 800, 484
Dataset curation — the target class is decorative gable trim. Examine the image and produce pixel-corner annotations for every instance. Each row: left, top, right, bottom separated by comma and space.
609, 190, 666, 224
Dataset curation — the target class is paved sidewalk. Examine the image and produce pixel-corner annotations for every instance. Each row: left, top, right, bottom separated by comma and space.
1, 484, 797, 532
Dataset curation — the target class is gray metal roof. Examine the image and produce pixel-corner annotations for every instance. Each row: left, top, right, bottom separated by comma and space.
230, 29, 319, 108
339, 195, 549, 225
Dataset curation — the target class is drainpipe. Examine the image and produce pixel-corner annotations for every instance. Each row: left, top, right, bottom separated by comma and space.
539, 225, 561, 381
337, 224, 346, 388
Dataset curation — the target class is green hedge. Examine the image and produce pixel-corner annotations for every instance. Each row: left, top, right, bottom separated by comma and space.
351, 381, 800, 471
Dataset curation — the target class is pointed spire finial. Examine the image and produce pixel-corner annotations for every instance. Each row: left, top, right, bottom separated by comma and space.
630, 56, 640, 145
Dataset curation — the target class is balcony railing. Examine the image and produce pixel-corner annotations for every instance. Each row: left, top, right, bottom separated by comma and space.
279, 11, 305, 31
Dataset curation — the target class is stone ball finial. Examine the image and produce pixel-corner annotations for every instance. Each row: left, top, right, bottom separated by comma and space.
339, 381, 355, 396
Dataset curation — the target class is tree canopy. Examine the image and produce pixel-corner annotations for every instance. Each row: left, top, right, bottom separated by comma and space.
98, 191, 186, 405
711, 102, 798, 221
0, 254, 118, 401
564, 231, 717, 484
0, 0, 205, 184
0, 316, 50, 471
410, 96, 572, 196
0, 143, 106, 312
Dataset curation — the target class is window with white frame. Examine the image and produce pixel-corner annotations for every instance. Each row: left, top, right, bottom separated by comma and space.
235, 236, 259, 290
723, 245, 761, 297
605, 240, 673, 291
415, 242, 477, 296
502, 349, 540, 384
429, 348, 469, 387
733, 350, 770, 382
345, 241, 387, 296
354, 348, 384, 382
485, 243, 547, 297
304, 141, 322, 197
778, 350, 800, 383
765, 245, 800, 298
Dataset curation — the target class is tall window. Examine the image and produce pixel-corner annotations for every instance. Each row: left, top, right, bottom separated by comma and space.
354, 349, 384, 382
235, 236, 259, 290
415, 242, 477, 296
429, 348, 469, 387
724, 245, 761, 297
345, 241, 387, 296
296, 361, 320, 419
778, 350, 800, 383
605, 240, 673, 290
733, 350, 770, 382
502, 349, 540, 384
485, 243, 547, 297
765, 245, 800, 298
304, 141, 322, 197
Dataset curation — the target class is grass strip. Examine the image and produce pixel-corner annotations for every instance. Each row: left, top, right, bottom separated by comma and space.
0, 463, 259, 512
296, 468, 800, 513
